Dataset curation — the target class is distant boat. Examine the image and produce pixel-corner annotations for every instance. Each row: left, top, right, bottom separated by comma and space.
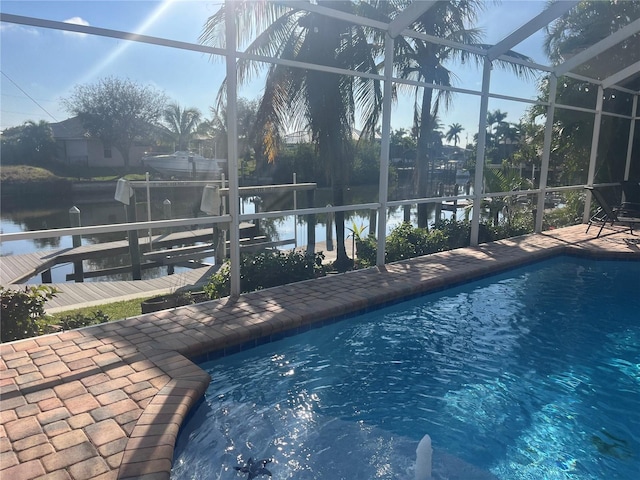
142, 151, 223, 178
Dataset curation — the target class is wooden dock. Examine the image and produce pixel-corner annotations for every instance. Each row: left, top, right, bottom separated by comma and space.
42, 264, 219, 314
0, 249, 62, 285
0, 225, 341, 313
0, 225, 257, 285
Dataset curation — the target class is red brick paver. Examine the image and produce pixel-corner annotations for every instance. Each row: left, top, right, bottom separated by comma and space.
1, 226, 638, 479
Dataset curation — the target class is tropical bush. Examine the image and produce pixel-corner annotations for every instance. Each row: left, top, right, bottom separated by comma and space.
437, 218, 472, 249
543, 191, 586, 229
1, 285, 115, 342
0, 121, 56, 166
356, 222, 448, 267
356, 219, 535, 268
385, 223, 448, 262
205, 249, 327, 299
41, 311, 110, 335
0, 285, 58, 343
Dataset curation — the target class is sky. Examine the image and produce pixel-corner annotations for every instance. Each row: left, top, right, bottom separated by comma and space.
0, 0, 553, 144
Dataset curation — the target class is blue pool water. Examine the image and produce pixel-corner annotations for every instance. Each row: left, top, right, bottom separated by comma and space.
172, 257, 640, 479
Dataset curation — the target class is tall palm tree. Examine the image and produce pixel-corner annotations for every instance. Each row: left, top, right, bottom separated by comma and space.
162, 102, 202, 151
487, 109, 508, 140
445, 122, 464, 147
208, 98, 260, 168
365, 0, 534, 227
200, 0, 382, 270
374, 0, 484, 227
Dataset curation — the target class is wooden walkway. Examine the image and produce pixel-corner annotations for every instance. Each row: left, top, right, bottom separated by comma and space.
5, 242, 337, 313
43, 264, 219, 314
0, 249, 62, 285
0, 227, 338, 313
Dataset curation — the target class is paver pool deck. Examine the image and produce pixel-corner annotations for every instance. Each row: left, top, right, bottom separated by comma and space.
1, 224, 639, 480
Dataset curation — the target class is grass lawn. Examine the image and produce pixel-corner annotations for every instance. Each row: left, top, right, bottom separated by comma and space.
1, 164, 148, 183
0, 165, 61, 183
48, 296, 153, 323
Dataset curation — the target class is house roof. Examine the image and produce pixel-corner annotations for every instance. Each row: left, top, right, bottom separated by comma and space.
50, 116, 90, 140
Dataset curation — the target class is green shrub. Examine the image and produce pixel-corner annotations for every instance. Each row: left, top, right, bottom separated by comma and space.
356, 222, 449, 266
41, 310, 110, 334
205, 249, 327, 299
478, 216, 533, 243
355, 218, 536, 268
355, 234, 378, 268
437, 219, 471, 249
543, 192, 586, 230
386, 223, 448, 262
0, 285, 58, 343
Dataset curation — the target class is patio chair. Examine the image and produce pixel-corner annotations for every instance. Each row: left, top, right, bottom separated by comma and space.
585, 186, 640, 237
621, 180, 640, 210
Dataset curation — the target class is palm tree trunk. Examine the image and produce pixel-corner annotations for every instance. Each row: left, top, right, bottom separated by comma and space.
329, 137, 352, 271
333, 184, 350, 270
415, 86, 434, 229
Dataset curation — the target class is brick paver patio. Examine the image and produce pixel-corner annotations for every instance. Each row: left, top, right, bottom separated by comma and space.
1, 225, 639, 479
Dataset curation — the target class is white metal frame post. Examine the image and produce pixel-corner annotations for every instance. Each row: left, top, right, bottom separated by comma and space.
377, 33, 394, 267
583, 85, 605, 223
225, 2, 241, 296
624, 95, 638, 181
535, 74, 558, 232
470, 59, 492, 246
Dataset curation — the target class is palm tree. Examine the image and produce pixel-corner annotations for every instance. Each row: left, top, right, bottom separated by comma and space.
445, 123, 464, 147
1, 120, 56, 165
377, 0, 484, 227
162, 102, 202, 151
200, 1, 382, 270
487, 109, 508, 140
208, 98, 260, 170
194, 118, 219, 158
483, 167, 532, 226
366, 0, 534, 228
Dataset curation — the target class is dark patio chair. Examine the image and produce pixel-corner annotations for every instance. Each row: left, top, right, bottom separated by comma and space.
621, 180, 640, 211
585, 186, 640, 237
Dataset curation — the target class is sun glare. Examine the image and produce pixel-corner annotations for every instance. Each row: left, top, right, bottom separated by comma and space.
75, 0, 178, 86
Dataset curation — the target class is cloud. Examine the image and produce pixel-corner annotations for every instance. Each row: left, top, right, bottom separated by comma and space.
0, 23, 40, 36
62, 16, 90, 36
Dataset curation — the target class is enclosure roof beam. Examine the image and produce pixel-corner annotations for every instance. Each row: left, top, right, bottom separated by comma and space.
555, 17, 640, 76
0, 13, 226, 57
277, 1, 388, 31
601, 60, 640, 90
487, 0, 579, 61
388, 1, 438, 38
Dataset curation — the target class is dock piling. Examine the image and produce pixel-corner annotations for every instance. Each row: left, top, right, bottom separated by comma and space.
69, 206, 84, 282
163, 199, 172, 235
325, 205, 334, 251
125, 194, 142, 280
306, 189, 316, 255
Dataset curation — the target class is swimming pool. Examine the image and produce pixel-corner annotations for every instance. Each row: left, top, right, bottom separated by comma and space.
171, 257, 640, 479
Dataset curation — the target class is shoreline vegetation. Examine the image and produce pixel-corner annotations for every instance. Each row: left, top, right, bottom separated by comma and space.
0, 164, 148, 185
0, 165, 149, 198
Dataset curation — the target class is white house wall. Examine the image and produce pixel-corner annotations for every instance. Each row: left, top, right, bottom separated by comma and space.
55, 138, 148, 168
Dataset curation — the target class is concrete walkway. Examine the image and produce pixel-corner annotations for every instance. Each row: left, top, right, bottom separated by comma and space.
1, 225, 639, 479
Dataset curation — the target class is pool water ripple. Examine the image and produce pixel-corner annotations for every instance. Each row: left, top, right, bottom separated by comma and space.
172, 257, 640, 479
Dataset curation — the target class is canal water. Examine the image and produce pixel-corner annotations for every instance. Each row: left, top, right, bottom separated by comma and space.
1, 185, 452, 284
